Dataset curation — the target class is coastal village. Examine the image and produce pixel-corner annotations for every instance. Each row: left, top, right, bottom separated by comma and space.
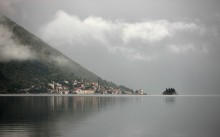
14, 79, 178, 95
19, 79, 177, 95
45, 80, 144, 95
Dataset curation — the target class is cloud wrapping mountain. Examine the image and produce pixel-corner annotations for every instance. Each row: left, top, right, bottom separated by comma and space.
0, 24, 35, 62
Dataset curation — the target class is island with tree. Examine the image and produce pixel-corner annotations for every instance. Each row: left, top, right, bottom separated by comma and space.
162, 88, 177, 95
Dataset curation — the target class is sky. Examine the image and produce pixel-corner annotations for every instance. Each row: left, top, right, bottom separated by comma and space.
0, 0, 220, 95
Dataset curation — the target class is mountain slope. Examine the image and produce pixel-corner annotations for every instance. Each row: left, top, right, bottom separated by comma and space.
0, 14, 131, 93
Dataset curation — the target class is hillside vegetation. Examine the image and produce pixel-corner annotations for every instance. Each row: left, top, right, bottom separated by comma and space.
0, 14, 133, 93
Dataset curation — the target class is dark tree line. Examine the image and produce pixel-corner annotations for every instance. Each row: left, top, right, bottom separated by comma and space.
163, 88, 177, 95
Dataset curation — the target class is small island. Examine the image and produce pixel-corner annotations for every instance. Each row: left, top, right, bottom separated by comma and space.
162, 88, 177, 95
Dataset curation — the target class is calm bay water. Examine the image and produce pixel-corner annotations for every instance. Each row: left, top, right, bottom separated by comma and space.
0, 95, 220, 137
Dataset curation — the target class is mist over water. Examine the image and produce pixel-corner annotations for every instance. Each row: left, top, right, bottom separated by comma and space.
0, 95, 220, 137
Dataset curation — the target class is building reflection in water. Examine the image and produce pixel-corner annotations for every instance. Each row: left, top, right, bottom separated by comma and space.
0, 96, 131, 137
0, 96, 131, 121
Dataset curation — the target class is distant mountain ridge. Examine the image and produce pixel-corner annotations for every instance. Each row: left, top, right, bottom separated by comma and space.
0, 14, 132, 93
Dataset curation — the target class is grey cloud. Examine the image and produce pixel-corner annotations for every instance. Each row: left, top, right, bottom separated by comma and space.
39, 10, 205, 61
49, 54, 72, 67
0, 0, 16, 15
0, 24, 35, 62
0, 0, 22, 15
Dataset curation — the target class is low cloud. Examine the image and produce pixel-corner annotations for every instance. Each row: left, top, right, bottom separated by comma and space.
0, 24, 35, 62
0, 0, 19, 15
39, 10, 205, 61
122, 20, 201, 43
167, 44, 197, 54
49, 55, 71, 67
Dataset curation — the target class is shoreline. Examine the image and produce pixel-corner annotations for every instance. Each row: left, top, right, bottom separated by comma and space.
0, 94, 219, 97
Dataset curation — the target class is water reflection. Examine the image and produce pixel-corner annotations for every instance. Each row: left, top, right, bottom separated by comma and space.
0, 96, 129, 121
1, 96, 220, 137
0, 96, 130, 137
165, 96, 176, 105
